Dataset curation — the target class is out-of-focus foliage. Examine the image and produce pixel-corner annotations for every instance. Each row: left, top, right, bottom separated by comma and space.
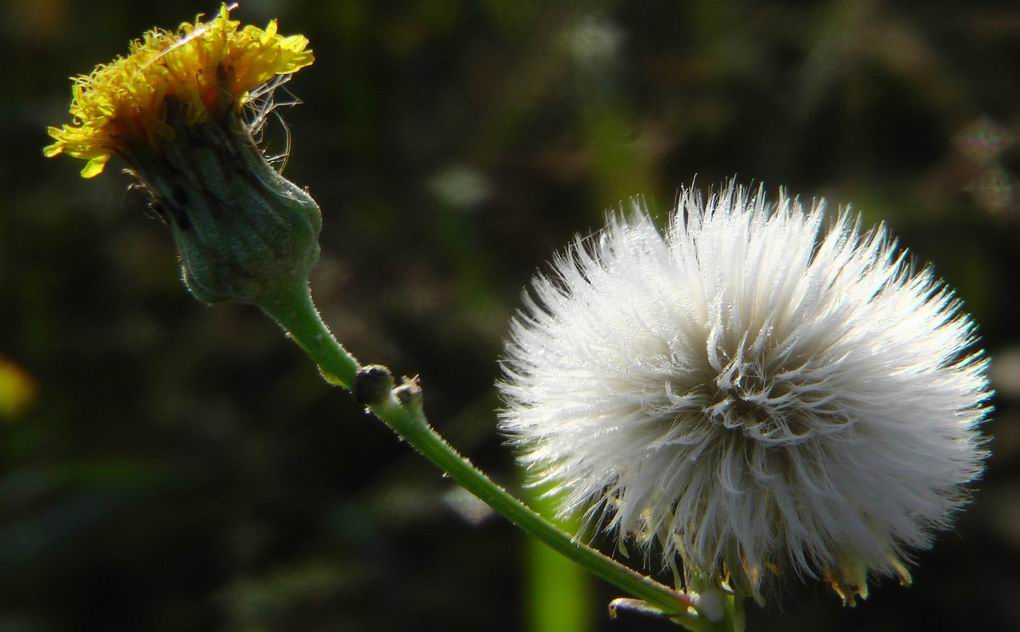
2, 1, 1019, 630
0, 357, 36, 418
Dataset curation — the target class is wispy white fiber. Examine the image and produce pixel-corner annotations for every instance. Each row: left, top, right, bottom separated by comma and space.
499, 183, 990, 602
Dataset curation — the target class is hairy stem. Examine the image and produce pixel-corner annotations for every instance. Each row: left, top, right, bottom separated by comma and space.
260, 283, 735, 630
260, 284, 359, 389
369, 387, 700, 627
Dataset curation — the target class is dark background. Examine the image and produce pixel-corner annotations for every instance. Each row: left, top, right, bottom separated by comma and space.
2, 1, 1019, 630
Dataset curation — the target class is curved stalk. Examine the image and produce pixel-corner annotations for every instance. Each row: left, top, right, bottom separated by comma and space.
260, 285, 359, 389
260, 283, 735, 630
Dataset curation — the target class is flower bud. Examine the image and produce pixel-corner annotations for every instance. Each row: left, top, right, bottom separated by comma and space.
354, 365, 395, 406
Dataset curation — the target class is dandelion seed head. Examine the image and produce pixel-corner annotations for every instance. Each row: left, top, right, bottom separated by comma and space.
499, 183, 990, 604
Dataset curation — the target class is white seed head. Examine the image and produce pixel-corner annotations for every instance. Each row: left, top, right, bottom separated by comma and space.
499, 183, 990, 603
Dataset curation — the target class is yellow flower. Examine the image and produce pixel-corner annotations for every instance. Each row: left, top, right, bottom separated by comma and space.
44, 4, 322, 306
44, 4, 313, 178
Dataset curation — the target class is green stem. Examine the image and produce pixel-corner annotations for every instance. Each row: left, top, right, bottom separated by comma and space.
370, 391, 700, 627
260, 284, 359, 390
260, 283, 733, 631
686, 578, 745, 632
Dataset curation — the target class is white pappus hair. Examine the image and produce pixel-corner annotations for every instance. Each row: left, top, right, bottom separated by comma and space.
498, 183, 990, 605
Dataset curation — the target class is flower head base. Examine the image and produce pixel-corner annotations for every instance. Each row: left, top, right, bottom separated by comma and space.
44, 4, 313, 178
500, 184, 990, 605
44, 5, 320, 306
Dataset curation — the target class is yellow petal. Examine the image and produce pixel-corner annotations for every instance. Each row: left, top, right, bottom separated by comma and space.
80, 155, 109, 178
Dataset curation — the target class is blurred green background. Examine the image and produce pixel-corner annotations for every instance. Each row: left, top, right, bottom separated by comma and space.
2, 1, 1019, 630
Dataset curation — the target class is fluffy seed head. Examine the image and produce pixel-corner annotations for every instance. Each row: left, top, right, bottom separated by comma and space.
499, 183, 990, 604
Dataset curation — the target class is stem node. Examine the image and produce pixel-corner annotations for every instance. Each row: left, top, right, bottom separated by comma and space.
393, 375, 424, 411
353, 365, 394, 405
